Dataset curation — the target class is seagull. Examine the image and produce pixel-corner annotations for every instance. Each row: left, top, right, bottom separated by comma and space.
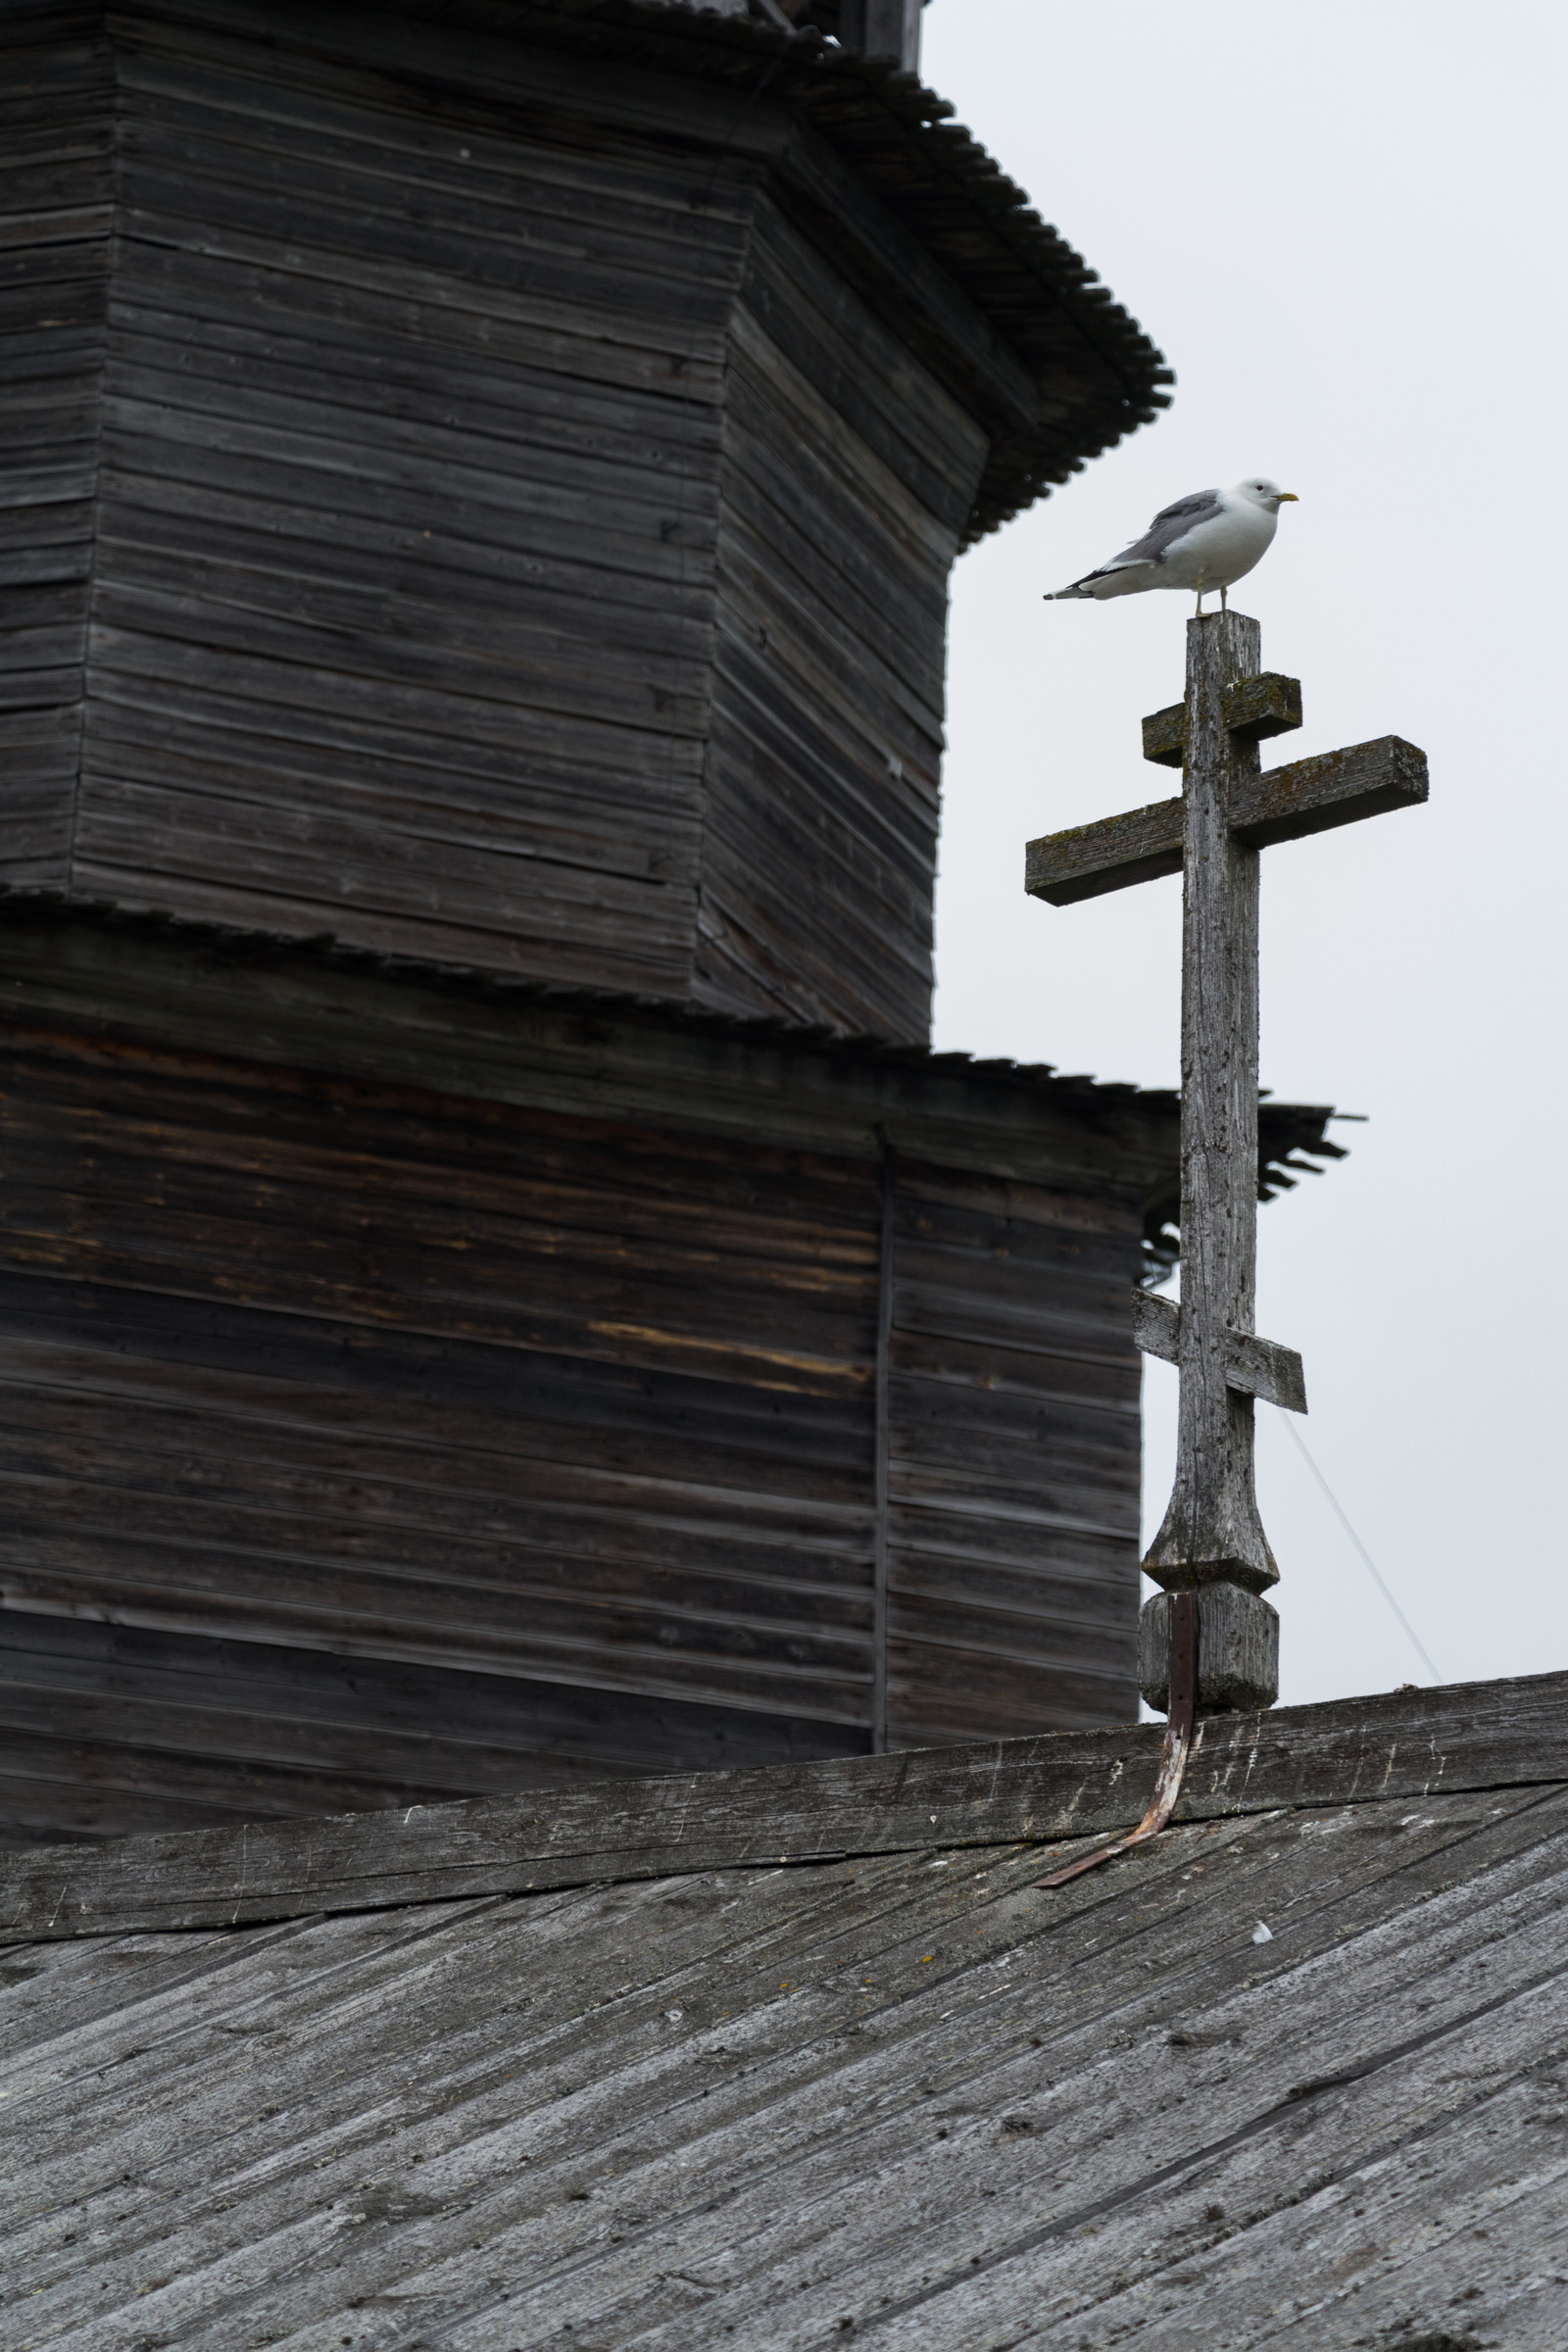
1047, 478, 1298, 612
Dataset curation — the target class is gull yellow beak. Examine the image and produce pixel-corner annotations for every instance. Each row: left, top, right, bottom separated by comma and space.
1278, 492, 1299, 502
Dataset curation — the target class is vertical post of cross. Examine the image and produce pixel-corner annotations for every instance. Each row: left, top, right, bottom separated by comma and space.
1136, 612, 1282, 1711
1026, 599, 1429, 1727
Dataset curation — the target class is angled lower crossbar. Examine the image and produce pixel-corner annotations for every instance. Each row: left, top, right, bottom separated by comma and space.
1131, 1287, 1307, 1414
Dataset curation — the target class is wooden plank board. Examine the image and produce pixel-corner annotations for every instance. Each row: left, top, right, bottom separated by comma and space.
5, 1782, 1566, 2343
5, 1669, 1562, 1939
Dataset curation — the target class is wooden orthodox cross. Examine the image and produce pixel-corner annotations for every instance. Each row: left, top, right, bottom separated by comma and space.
1026, 612, 1426, 1802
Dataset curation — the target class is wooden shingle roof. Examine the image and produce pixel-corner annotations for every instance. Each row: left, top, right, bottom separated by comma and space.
5, 1671, 1566, 2345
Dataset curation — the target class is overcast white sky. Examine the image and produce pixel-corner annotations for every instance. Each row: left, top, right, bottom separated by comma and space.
920, 1, 1567, 1708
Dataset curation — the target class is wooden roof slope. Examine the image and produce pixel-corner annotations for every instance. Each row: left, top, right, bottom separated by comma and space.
5, 1671, 1567, 2346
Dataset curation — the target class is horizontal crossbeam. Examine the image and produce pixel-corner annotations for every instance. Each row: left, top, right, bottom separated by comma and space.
1131, 1287, 1307, 1414
1143, 672, 1303, 767
1025, 736, 1428, 906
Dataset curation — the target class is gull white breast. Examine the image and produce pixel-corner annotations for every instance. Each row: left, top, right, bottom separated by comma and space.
1048, 477, 1298, 612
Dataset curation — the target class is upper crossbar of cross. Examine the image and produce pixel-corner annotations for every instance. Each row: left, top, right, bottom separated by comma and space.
1026, 612, 1427, 1619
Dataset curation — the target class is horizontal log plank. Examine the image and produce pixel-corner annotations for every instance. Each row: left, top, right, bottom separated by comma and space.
4, 1670, 1561, 1941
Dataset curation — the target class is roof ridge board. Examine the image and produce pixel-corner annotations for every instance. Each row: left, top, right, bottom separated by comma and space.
5, 1669, 1562, 1945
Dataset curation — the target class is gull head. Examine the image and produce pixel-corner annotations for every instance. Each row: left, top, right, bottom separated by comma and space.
1235, 477, 1298, 513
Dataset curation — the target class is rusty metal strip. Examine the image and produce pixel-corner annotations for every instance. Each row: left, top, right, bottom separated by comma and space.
1036, 1590, 1197, 1888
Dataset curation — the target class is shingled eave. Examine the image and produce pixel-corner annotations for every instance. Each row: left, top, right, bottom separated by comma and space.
0, 887, 1338, 1276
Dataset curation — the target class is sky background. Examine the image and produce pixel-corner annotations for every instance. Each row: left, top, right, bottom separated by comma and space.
919, 1, 1567, 1708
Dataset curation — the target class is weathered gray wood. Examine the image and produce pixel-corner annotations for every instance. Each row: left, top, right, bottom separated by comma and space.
4, 1767, 1566, 2350
0, 895, 1205, 1192
3, 1667, 1563, 1941
1142, 673, 1302, 767
3, 0, 1167, 1039
1130, 1284, 1180, 1360
1145, 613, 1276, 1592
1037, 610, 1424, 1642
1229, 733, 1429, 848
1024, 797, 1183, 906
1139, 1582, 1279, 1712
1031, 726, 1424, 910
1129, 1286, 1306, 1411
1225, 1326, 1308, 1413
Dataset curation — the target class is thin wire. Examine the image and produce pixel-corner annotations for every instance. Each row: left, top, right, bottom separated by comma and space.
1273, 1408, 1443, 1685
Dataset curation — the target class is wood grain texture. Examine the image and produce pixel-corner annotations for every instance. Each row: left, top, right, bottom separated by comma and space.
0, 1006, 1154, 1837
1032, 729, 1424, 909
1228, 733, 1429, 849
695, 195, 972, 1036
1132, 1286, 1306, 1413
0, 23, 113, 885
0, 1613, 869, 1846
6, 1774, 1565, 2345
73, 23, 733, 996
0, 899, 1200, 1195
884, 1160, 1142, 1745
2, 1666, 1563, 1939
1140, 673, 1302, 768
1144, 612, 1277, 1594
1, 0, 1155, 1043
1024, 795, 1183, 906
1138, 1581, 1279, 1713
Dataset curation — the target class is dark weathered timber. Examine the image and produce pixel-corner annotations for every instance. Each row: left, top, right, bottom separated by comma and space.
3, 1669, 1561, 1940
7, 0, 1169, 1039
1224, 671, 1303, 742
1228, 734, 1429, 849
1140, 701, 1188, 769
1031, 733, 1425, 912
1027, 738, 1428, 911
0, 27, 113, 888
1024, 798, 1183, 906
1034, 612, 1424, 1654
885, 1163, 1141, 1746
0, 959, 1194, 1831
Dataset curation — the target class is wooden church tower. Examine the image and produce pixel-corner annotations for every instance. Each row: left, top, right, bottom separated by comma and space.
0, 0, 1337, 1840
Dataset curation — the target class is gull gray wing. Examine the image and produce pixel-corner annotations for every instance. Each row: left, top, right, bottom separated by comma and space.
1108, 488, 1226, 569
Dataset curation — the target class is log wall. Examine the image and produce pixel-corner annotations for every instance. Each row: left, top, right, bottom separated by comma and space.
0, 1013, 1144, 1843
698, 194, 983, 1035
1, 4, 1020, 1040
72, 17, 734, 996
0, 24, 113, 886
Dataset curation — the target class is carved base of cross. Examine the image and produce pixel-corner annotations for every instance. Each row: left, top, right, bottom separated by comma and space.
1027, 612, 1427, 1731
